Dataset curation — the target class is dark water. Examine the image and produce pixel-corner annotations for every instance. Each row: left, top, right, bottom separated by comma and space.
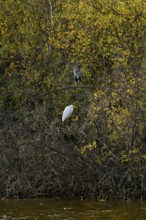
0, 198, 146, 220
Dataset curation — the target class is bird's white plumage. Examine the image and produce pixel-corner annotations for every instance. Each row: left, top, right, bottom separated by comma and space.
62, 105, 74, 122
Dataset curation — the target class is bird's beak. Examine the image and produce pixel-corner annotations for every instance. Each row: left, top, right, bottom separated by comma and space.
73, 105, 77, 109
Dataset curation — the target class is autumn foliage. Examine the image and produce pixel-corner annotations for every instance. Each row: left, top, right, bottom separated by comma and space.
0, 0, 146, 200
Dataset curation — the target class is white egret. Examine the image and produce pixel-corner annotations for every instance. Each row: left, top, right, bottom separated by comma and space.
62, 105, 75, 122
73, 67, 82, 83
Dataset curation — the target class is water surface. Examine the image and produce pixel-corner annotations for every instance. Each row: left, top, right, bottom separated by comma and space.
0, 198, 146, 219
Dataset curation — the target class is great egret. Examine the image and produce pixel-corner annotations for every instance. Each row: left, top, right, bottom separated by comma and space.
62, 105, 75, 122
73, 67, 82, 83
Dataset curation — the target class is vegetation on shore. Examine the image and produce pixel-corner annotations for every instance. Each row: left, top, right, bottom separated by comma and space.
0, 0, 146, 200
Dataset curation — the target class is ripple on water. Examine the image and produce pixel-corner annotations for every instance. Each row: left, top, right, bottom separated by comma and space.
0, 199, 146, 220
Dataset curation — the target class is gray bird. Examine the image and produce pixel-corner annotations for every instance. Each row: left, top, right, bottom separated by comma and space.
73, 67, 82, 83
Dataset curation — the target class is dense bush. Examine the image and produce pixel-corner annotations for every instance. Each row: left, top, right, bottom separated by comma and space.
0, 0, 146, 200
